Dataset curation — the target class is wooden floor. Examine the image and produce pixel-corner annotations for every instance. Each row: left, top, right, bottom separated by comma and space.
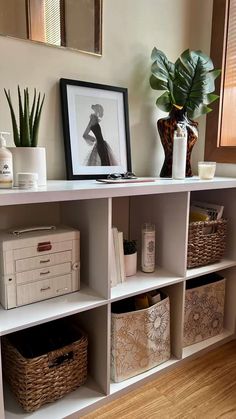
82, 340, 236, 419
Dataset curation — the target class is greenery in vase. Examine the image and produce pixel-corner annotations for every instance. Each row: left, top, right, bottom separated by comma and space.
150, 48, 221, 119
4, 86, 45, 147
123, 239, 137, 255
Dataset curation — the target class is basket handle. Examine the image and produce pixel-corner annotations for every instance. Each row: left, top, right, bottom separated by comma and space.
49, 351, 74, 368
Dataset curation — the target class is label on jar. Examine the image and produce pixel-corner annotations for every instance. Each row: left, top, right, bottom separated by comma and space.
141, 230, 155, 272
0, 157, 13, 186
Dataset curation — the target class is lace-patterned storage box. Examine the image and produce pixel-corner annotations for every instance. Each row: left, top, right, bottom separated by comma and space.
0, 225, 80, 309
111, 295, 170, 382
183, 274, 225, 346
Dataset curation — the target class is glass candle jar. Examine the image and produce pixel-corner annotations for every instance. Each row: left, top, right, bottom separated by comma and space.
198, 162, 216, 180
141, 223, 155, 273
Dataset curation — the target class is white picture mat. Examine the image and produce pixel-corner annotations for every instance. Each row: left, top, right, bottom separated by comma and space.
67, 85, 128, 175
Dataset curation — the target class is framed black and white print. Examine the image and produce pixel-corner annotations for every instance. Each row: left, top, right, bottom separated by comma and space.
60, 78, 132, 180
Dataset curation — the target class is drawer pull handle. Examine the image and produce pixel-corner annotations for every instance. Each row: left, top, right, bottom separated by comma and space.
40, 286, 51, 292
56, 287, 69, 293
37, 242, 52, 252
40, 259, 50, 264
40, 270, 50, 276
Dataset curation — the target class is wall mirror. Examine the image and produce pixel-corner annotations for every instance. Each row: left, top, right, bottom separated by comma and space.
0, 0, 102, 55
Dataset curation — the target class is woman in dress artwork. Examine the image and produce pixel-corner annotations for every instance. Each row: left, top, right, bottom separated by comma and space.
83, 104, 118, 166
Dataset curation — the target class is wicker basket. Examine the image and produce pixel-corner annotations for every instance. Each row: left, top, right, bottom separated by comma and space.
187, 219, 227, 268
2, 320, 88, 412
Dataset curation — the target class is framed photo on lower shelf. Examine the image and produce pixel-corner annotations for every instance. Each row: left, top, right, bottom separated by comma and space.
60, 78, 132, 180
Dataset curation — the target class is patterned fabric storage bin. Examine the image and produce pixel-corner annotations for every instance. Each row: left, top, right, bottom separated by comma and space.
2, 318, 88, 412
184, 274, 225, 347
111, 294, 170, 382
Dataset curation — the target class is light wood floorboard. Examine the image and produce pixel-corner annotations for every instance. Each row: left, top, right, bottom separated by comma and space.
82, 340, 236, 419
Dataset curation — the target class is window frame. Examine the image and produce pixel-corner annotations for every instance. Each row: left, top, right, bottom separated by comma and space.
204, 0, 236, 163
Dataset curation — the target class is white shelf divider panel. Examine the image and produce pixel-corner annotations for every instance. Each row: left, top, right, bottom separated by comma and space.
77, 305, 110, 396
61, 199, 110, 299
111, 268, 184, 302
0, 284, 106, 336
4, 376, 105, 419
162, 282, 185, 359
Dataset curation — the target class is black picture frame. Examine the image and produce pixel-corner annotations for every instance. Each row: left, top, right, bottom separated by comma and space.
60, 78, 132, 180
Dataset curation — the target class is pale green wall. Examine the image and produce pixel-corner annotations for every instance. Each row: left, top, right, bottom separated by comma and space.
0, 0, 214, 179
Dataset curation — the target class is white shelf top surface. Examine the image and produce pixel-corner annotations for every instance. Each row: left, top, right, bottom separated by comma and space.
110, 357, 178, 395
0, 177, 236, 206
182, 329, 234, 359
0, 284, 106, 336
111, 268, 184, 301
186, 259, 236, 279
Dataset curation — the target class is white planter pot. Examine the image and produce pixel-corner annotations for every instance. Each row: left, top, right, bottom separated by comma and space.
124, 252, 137, 277
9, 147, 47, 186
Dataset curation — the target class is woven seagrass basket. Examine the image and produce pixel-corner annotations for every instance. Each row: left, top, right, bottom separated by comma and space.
2, 321, 88, 412
187, 219, 227, 268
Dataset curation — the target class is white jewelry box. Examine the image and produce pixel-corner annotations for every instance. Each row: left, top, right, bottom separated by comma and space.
0, 225, 80, 309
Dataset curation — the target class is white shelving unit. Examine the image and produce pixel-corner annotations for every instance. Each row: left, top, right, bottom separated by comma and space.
0, 177, 236, 418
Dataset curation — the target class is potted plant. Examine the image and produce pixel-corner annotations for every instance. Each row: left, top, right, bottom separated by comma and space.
123, 239, 137, 277
150, 48, 221, 177
4, 87, 46, 186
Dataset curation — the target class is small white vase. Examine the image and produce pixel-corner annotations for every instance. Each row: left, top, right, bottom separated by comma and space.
9, 147, 47, 186
124, 252, 137, 277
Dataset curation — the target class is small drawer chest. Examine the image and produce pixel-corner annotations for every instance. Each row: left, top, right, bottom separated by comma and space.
0, 225, 80, 309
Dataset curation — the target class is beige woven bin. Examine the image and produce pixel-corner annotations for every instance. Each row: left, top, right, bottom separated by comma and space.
2, 320, 88, 412
187, 219, 227, 268
111, 295, 170, 382
183, 274, 225, 347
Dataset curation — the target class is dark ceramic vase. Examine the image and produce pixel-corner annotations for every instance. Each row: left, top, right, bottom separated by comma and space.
157, 108, 198, 178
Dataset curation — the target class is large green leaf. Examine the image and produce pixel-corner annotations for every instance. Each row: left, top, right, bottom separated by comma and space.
150, 47, 175, 107
151, 48, 175, 79
188, 103, 212, 119
174, 50, 211, 112
156, 92, 172, 112
4, 89, 20, 146
150, 75, 168, 91
150, 47, 221, 118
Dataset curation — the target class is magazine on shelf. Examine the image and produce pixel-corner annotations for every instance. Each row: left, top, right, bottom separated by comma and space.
190, 201, 224, 222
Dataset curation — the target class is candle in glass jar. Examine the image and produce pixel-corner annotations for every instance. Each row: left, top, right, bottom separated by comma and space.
198, 162, 216, 180
141, 223, 155, 273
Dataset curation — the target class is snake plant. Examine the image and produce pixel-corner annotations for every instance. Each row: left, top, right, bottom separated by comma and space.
150, 48, 221, 119
4, 87, 45, 147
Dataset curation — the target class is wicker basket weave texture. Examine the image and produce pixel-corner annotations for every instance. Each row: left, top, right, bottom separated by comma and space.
2, 329, 88, 412
187, 219, 227, 268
